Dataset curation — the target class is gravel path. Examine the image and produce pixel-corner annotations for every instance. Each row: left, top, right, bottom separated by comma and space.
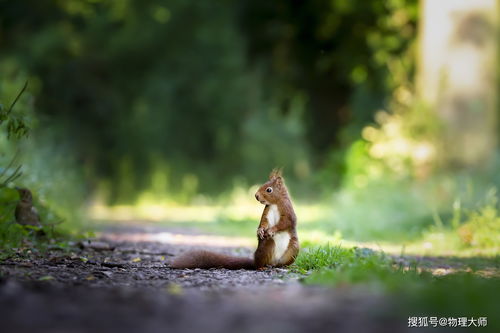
0, 225, 415, 333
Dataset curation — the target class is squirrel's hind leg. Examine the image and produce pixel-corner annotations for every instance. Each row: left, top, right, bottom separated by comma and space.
254, 238, 275, 269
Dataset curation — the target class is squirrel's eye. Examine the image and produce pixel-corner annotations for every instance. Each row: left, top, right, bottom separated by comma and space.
266, 187, 273, 193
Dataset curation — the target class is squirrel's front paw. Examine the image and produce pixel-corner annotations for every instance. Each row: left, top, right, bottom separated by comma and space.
257, 227, 266, 240
264, 228, 275, 238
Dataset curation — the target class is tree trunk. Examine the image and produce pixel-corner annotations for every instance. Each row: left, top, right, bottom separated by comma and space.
418, 0, 498, 168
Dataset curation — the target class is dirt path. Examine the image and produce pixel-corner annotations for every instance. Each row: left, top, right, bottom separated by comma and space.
0, 225, 414, 333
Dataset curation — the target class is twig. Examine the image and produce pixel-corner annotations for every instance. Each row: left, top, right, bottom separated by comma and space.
0, 164, 22, 186
0, 150, 20, 181
6, 81, 28, 116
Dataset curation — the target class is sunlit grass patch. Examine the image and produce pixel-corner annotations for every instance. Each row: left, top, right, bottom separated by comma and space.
294, 244, 500, 331
296, 245, 427, 291
293, 243, 500, 285
292, 243, 352, 272
291, 244, 406, 283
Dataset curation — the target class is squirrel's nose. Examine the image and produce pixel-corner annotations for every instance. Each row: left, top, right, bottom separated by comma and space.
255, 193, 259, 201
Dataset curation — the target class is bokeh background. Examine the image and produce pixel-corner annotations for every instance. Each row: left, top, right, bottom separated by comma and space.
1, 0, 499, 255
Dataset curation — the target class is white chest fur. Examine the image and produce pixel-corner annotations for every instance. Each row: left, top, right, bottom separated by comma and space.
272, 232, 290, 264
266, 204, 280, 227
266, 205, 290, 264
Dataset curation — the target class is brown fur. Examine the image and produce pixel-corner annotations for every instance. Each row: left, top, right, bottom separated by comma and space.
171, 250, 254, 270
253, 238, 275, 268
15, 187, 41, 227
253, 168, 299, 268
170, 169, 299, 270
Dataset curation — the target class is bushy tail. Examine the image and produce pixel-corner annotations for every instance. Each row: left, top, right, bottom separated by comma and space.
170, 250, 255, 270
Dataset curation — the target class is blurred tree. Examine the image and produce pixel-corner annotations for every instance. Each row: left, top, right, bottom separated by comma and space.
0, 0, 419, 202
1, 0, 256, 201
238, 0, 418, 164
418, 0, 498, 168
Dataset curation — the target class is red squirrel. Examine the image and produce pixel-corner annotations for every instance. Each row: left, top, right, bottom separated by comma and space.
171, 169, 299, 269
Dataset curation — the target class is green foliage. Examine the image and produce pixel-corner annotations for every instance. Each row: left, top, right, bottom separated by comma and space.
456, 193, 500, 248
0, 179, 83, 257
345, 107, 440, 185
0, 154, 22, 188
292, 243, 352, 273
0, 0, 420, 202
320, 173, 500, 244
0, 78, 31, 188
318, 179, 432, 241
1, 0, 274, 201
0, 0, 497, 255
0, 196, 46, 257
295, 244, 500, 331
0, 187, 24, 254
0, 57, 86, 256
18, 129, 87, 230
292, 245, 397, 279
316, 80, 499, 242
299, 245, 426, 290
0, 81, 30, 140
240, 0, 419, 157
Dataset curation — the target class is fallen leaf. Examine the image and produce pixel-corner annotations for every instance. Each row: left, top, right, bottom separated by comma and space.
38, 275, 54, 281
86, 275, 96, 281
166, 283, 183, 295
131, 257, 141, 263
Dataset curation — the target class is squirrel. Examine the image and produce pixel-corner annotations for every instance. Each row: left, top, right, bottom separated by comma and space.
171, 169, 299, 270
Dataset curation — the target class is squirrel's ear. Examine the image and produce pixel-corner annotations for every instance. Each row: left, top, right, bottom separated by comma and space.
269, 168, 283, 180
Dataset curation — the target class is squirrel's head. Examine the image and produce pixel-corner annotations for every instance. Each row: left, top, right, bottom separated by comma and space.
16, 187, 33, 203
255, 168, 287, 205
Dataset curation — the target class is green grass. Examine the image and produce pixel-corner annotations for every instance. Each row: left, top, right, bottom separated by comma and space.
291, 243, 356, 272
0, 221, 90, 261
292, 244, 425, 289
0, 185, 89, 260
292, 244, 500, 331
